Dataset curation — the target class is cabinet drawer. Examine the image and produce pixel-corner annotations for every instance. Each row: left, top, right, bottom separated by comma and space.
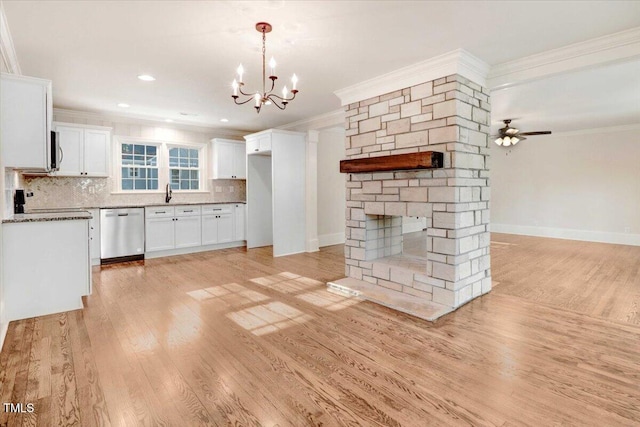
145, 207, 175, 218
258, 135, 271, 152
175, 205, 201, 217
202, 204, 232, 215
246, 138, 259, 154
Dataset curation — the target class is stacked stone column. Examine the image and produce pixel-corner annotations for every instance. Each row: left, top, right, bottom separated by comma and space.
343, 74, 492, 309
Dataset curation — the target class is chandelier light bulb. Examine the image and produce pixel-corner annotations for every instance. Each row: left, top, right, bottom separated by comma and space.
282, 85, 288, 98
291, 74, 298, 90
237, 64, 244, 83
495, 138, 503, 146
503, 136, 512, 147
269, 57, 276, 76
232, 79, 239, 96
254, 92, 261, 107
511, 137, 520, 145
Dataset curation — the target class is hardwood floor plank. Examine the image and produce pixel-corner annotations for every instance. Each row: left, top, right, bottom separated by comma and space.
1, 237, 638, 426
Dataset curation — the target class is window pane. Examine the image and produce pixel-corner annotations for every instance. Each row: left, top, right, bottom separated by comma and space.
122, 179, 133, 190
146, 146, 156, 156
147, 156, 157, 166
170, 148, 179, 157
122, 155, 133, 165
179, 148, 188, 158
180, 170, 189, 180
191, 180, 199, 190
180, 180, 189, 190
190, 158, 199, 167
171, 183, 179, 190
121, 167, 130, 178
139, 168, 147, 179
190, 170, 198, 180
169, 157, 178, 167
122, 144, 133, 154
179, 158, 189, 168
189, 149, 198, 158
134, 155, 145, 165
149, 179, 158, 190
150, 168, 158, 178
134, 179, 146, 190
171, 169, 179, 179
134, 145, 145, 155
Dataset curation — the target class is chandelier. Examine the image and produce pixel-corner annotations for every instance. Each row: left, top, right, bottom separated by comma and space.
232, 22, 299, 113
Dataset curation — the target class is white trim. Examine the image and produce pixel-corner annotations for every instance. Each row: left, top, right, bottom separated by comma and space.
53, 108, 249, 138
319, 232, 345, 247
243, 128, 306, 140
279, 109, 345, 131
144, 241, 245, 259
306, 130, 319, 253
0, 6, 21, 74
0, 321, 8, 352
489, 27, 640, 90
53, 121, 113, 132
491, 223, 640, 247
334, 49, 490, 106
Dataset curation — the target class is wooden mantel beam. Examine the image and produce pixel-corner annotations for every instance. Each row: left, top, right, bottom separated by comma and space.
339, 152, 443, 173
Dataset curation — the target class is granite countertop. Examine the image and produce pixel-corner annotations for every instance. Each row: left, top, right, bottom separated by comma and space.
3, 211, 93, 224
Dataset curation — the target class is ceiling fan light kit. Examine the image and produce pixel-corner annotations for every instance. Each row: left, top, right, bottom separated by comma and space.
231, 22, 299, 113
493, 119, 551, 147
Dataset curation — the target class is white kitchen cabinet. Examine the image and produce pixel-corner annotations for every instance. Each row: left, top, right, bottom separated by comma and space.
146, 205, 202, 252
54, 123, 111, 177
234, 203, 246, 241
245, 129, 306, 257
174, 206, 202, 248
88, 208, 101, 266
202, 204, 233, 245
1, 73, 53, 171
2, 219, 90, 321
210, 138, 246, 179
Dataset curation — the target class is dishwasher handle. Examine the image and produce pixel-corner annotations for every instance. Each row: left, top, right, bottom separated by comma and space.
117, 213, 129, 217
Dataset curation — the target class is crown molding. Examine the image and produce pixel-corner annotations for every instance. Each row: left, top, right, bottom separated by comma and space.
334, 49, 490, 106
279, 109, 345, 131
489, 27, 640, 90
53, 108, 249, 138
0, 5, 22, 74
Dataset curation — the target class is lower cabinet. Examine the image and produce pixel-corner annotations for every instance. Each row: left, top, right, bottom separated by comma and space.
88, 208, 101, 265
145, 203, 245, 256
202, 204, 234, 245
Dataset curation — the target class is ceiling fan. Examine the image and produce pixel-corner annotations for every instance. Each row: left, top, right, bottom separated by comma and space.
493, 119, 552, 147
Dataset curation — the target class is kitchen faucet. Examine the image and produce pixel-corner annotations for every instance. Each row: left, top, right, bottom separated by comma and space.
165, 183, 172, 203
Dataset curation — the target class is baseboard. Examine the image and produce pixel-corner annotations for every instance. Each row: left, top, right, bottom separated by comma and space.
491, 223, 640, 246
0, 321, 8, 352
145, 241, 245, 259
306, 238, 320, 253
318, 232, 345, 247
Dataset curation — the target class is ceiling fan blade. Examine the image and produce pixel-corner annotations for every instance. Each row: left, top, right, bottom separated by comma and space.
519, 131, 552, 136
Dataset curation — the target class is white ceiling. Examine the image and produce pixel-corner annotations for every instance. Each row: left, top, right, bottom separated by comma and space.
3, 1, 640, 133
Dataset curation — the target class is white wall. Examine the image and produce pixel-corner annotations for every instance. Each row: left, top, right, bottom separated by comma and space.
317, 128, 346, 247
492, 125, 640, 245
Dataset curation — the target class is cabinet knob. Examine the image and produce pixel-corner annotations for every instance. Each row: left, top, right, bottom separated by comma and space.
254, 148, 259, 151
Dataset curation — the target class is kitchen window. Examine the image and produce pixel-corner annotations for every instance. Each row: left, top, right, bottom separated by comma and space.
121, 143, 159, 190
169, 147, 200, 190
116, 138, 204, 192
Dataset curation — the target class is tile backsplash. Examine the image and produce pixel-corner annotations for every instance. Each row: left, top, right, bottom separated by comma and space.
20, 175, 245, 210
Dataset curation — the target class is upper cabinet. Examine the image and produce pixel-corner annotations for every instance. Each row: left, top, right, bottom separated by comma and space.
1, 73, 53, 171
53, 123, 111, 177
210, 138, 246, 179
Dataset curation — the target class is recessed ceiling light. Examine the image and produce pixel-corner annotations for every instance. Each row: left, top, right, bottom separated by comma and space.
117, 103, 130, 108
165, 119, 174, 123
220, 118, 229, 122
137, 74, 156, 81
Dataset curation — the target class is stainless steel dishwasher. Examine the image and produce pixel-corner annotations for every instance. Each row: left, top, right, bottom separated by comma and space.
100, 208, 145, 264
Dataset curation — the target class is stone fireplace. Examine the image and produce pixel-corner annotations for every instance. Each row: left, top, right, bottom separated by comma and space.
330, 59, 492, 321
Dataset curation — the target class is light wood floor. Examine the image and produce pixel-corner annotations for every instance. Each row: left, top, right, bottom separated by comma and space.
1, 235, 639, 426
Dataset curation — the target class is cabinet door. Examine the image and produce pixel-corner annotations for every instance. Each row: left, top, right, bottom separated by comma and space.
201, 215, 218, 245
245, 138, 259, 154
175, 216, 202, 248
215, 142, 235, 179
56, 126, 84, 176
145, 217, 175, 252
84, 129, 110, 176
217, 213, 234, 243
234, 204, 246, 241
233, 144, 247, 179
